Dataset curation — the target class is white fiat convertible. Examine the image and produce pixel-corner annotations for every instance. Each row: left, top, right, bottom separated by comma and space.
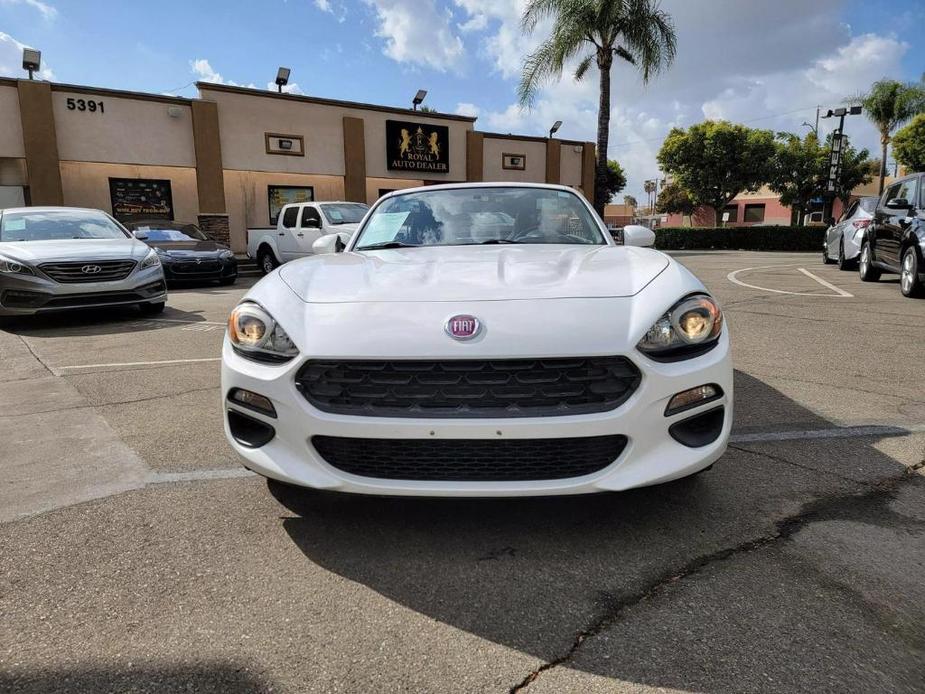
222, 183, 732, 497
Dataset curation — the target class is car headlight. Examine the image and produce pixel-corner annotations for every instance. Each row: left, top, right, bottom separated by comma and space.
140, 248, 161, 268
219, 249, 234, 259
637, 294, 723, 361
0, 254, 35, 275
227, 302, 298, 363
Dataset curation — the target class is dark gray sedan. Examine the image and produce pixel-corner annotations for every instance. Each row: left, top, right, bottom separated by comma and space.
0, 207, 166, 317
125, 220, 237, 286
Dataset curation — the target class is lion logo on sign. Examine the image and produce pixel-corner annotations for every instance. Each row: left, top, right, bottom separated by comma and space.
428, 132, 440, 157
399, 129, 412, 157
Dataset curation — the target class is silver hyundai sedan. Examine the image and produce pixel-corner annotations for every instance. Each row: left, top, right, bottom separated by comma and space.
0, 207, 167, 317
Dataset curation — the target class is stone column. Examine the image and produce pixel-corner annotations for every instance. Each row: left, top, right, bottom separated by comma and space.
17, 80, 63, 206
198, 213, 231, 247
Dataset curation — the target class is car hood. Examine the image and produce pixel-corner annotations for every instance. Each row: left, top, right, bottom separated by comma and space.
149, 240, 227, 256
0, 238, 149, 262
326, 223, 360, 234
278, 244, 669, 303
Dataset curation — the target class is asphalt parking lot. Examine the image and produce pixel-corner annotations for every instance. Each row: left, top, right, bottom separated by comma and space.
1, 250, 923, 693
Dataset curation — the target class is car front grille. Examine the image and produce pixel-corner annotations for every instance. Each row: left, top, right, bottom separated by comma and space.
295, 357, 642, 418
169, 260, 221, 274
311, 435, 628, 481
39, 260, 136, 283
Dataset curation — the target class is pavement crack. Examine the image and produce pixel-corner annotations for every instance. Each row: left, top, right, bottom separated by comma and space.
727, 443, 862, 485
509, 471, 923, 693
17, 335, 54, 376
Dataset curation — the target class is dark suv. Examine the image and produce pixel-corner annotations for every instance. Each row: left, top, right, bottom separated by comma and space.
859, 172, 925, 298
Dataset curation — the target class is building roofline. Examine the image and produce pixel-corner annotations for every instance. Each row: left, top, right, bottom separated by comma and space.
195, 81, 479, 123
0, 78, 192, 105
479, 131, 586, 147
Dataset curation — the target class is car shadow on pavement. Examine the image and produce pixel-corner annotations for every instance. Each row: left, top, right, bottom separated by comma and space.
0, 662, 271, 694
272, 371, 924, 692
1, 304, 211, 337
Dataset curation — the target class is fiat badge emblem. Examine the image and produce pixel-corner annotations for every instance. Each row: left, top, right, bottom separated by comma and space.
445, 315, 481, 340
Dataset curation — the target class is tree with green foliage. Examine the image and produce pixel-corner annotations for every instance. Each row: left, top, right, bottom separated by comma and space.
600, 159, 627, 202
657, 120, 776, 226
768, 132, 826, 225
518, 0, 677, 214
892, 114, 925, 173
655, 181, 695, 216
855, 79, 925, 192
622, 194, 638, 208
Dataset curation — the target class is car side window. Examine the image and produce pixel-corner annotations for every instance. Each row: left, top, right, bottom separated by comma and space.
840, 201, 857, 222
301, 206, 322, 228
881, 183, 901, 209
896, 178, 918, 207
281, 206, 299, 229
920, 176, 925, 209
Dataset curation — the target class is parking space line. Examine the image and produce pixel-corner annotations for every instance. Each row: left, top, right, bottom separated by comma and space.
148, 468, 256, 484
59, 357, 222, 371
797, 268, 854, 297
148, 318, 227, 326
729, 424, 922, 444
727, 263, 853, 297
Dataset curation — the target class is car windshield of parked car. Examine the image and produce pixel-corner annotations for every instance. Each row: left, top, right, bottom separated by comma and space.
354, 187, 605, 250
320, 203, 368, 225
0, 210, 130, 242
130, 222, 208, 242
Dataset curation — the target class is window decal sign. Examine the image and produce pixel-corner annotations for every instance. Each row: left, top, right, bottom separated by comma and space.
109, 178, 173, 222
386, 120, 450, 174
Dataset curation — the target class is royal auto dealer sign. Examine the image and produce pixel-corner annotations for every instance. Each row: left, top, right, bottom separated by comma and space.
386, 120, 450, 174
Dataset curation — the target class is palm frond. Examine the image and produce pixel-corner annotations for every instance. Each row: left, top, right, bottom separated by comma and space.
573, 54, 595, 81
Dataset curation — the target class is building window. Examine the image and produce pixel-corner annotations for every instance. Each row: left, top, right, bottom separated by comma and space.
109, 178, 174, 222
723, 205, 738, 223
268, 185, 314, 225
743, 203, 765, 223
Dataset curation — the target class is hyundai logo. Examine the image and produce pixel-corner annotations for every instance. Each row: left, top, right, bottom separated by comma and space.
81, 265, 102, 274
445, 315, 481, 340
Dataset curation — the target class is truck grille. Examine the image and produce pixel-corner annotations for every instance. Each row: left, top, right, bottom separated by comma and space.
39, 260, 136, 283
296, 357, 641, 418
311, 435, 628, 481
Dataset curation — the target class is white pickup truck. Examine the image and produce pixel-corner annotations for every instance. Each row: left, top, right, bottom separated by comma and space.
246, 201, 369, 274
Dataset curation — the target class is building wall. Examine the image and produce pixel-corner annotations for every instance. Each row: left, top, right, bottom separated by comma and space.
223, 170, 345, 250
51, 89, 195, 167
365, 177, 423, 205
481, 136, 547, 183
559, 143, 583, 188
200, 86, 471, 182
59, 161, 200, 221
0, 84, 25, 158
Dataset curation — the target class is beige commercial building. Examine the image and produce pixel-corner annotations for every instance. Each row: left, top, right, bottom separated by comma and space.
0, 78, 595, 252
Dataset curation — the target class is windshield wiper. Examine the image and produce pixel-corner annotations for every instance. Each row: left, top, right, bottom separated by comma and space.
480, 239, 523, 244
356, 241, 418, 250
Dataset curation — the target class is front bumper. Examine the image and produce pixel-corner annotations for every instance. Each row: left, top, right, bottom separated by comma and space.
0, 265, 167, 316
221, 334, 734, 497
161, 256, 237, 282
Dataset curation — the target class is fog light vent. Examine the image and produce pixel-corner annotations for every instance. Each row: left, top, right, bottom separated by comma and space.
665, 384, 722, 416
227, 409, 275, 448
227, 388, 277, 417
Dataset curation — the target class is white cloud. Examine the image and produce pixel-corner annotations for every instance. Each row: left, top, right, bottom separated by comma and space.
454, 102, 480, 118
0, 31, 54, 79
364, 0, 464, 72
313, 0, 347, 22
266, 81, 304, 95
0, 0, 57, 20
189, 58, 256, 89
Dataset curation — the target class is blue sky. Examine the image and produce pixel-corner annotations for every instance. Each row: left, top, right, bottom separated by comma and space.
1, 0, 922, 200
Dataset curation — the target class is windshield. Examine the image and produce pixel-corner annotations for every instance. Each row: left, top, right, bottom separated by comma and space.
128, 222, 208, 242
0, 210, 130, 242
320, 203, 368, 225
354, 187, 605, 250
859, 197, 879, 214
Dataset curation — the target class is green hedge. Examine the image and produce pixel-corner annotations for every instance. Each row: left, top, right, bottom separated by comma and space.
653, 226, 824, 252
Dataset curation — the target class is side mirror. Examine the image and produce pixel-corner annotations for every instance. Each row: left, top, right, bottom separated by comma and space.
133, 230, 149, 240
622, 224, 656, 248
825, 217, 836, 227
885, 198, 910, 210
312, 232, 352, 255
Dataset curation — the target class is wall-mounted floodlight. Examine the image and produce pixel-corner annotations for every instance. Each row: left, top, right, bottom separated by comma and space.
549, 120, 563, 138
412, 89, 427, 110
275, 67, 291, 93
22, 47, 41, 80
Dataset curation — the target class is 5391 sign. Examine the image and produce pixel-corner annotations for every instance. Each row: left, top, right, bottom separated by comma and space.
65, 97, 104, 114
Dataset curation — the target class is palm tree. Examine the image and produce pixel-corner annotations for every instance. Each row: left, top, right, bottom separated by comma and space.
518, 0, 677, 214
857, 79, 925, 193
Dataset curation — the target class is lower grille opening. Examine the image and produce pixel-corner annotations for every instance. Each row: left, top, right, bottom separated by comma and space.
227, 409, 275, 448
668, 406, 725, 448
311, 434, 628, 482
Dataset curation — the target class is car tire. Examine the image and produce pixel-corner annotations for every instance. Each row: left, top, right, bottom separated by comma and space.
258, 248, 279, 275
858, 242, 881, 282
140, 301, 166, 315
900, 246, 923, 298
822, 244, 835, 264
837, 239, 853, 271
219, 277, 237, 286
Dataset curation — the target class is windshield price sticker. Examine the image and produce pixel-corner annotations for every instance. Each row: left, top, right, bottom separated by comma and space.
360, 212, 409, 245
